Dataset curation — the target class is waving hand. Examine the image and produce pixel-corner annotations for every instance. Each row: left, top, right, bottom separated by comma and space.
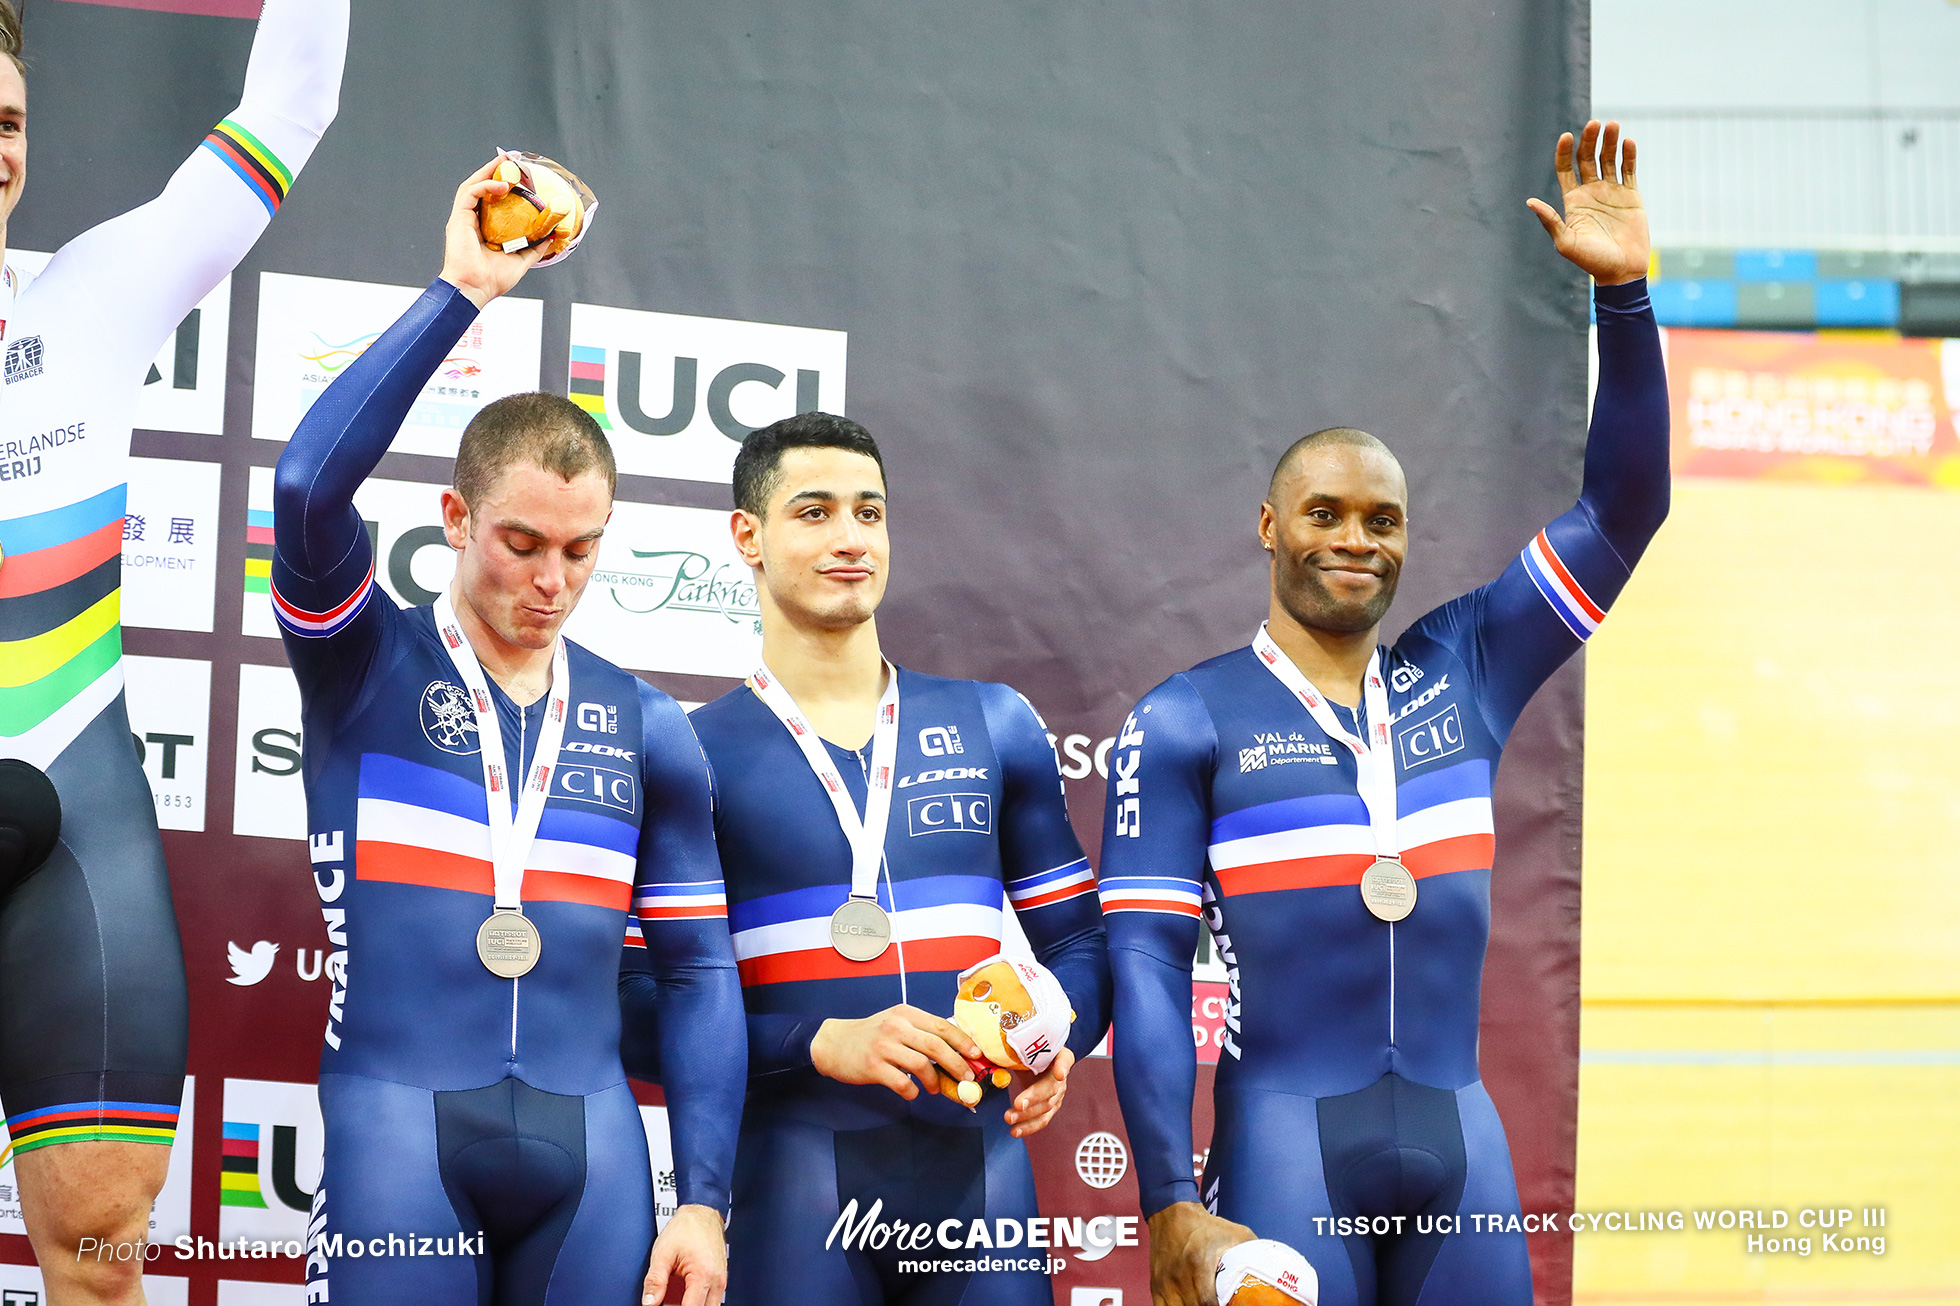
1527, 119, 1649, 285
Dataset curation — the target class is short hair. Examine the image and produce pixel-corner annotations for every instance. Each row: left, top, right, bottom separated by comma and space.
1268, 427, 1399, 498
732, 411, 886, 517
452, 392, 616, 511
3, 1, 24, 76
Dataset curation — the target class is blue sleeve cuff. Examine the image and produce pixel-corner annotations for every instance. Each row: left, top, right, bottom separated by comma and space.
1594, 276, 1651, 315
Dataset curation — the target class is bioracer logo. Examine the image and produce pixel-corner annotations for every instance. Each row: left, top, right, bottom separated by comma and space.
4, 333, 44, 383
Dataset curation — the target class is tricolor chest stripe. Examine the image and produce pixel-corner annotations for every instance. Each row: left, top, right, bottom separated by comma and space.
727, 873, 1004, 932
731, 900, 1003, 962
737, 935, 997, 987
1211, 791, 1364, 846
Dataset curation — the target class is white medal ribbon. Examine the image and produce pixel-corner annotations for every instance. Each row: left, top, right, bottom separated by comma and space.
749, 661, 900, 903
1251, 622, 1399, 860
433, 589, 570, 912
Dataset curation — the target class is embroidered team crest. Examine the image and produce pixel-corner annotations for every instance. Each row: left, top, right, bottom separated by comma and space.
4, 334, 45, 384
420, 680, 481, 755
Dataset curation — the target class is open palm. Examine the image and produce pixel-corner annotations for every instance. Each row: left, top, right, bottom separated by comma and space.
1527, 120, 1649, 285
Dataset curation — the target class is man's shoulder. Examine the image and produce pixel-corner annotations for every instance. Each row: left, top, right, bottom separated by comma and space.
1146, 645, 1257, 707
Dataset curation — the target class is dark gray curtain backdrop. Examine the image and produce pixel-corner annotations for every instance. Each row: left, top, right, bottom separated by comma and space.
11, 2, 1589, 1301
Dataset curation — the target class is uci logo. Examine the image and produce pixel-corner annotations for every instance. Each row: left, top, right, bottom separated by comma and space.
919, 725, 963, 757
906, 793, 992, 837
576, 702, 619, 734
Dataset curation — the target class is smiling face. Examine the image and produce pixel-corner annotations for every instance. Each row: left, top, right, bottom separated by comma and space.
0, 60, 25, 228
1260, 441, 1409, 635
440, 460, 613, 653
733, 445, 889, 633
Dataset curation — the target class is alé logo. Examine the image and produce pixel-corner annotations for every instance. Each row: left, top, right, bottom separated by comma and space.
567, 304, 847, 484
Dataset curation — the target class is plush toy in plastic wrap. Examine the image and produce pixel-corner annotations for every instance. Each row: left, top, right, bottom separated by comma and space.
934, 955, 1074, 1108
476, 149, 597, 265
1215, 1239, 1318, 1306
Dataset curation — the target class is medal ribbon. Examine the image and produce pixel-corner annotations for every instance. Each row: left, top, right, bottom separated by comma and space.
1250, 622, 1400, 860
749, 662, 900, 902
433, 589, 571, 912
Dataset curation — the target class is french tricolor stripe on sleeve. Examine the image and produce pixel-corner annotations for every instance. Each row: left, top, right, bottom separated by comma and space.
1006, 857, 1097, 911
1099, 874, 1203, 918
635, 879, 729, 921
271, 560, 375, 639
1520, 530, 1606, 641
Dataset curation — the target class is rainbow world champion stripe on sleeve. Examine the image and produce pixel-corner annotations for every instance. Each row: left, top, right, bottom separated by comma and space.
201, 118, 294, 216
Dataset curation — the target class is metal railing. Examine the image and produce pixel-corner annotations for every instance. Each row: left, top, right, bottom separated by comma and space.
1599, 109, 1960, 253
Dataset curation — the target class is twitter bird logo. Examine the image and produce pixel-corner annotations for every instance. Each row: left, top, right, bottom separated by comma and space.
227, 940, 280, 987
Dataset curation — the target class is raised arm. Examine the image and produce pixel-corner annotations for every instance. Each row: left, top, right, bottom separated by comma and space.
270, 165, 539, 683
35, 0, 346, 366
1410, 121, 1669, 739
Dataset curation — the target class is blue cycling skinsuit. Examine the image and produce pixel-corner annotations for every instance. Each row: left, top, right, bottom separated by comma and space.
1102, 279, 1669, 1305
0, 0, 343, 1167
271, 279, 746, 1304
622, 673, 1111, 1305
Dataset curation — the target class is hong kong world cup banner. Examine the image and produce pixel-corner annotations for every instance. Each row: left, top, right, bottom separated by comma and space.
2, 0, 1588, 1301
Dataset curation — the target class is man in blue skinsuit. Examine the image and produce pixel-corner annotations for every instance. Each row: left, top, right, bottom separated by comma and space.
272, 162, 745, 1306
1103, 123, 1669, 1306
622, 413, 1111, 1304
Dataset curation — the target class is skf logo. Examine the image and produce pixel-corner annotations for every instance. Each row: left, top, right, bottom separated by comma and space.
1238, 746, 1267, 773
577, 702, 619, 734
4, 333, 44, 383
919, 725, 963, 757
226, 940, 279, 987
1397, 702, 1465, 769
907, 793, 991, 836
1113, 713, 1145, 838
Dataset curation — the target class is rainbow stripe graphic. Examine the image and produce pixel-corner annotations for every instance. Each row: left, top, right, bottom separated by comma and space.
220, 1121, 270, 1208
244, 508, 274, 596
201, 119, 293, 217
0, 1099, 178, 1164
568, 345, 613, 429
0, 486, 127, 758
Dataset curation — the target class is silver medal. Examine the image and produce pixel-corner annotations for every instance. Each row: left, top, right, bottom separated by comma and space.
1358, 858, 1417, 923
829, 897, 893, 962
476, 908, 542, 978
